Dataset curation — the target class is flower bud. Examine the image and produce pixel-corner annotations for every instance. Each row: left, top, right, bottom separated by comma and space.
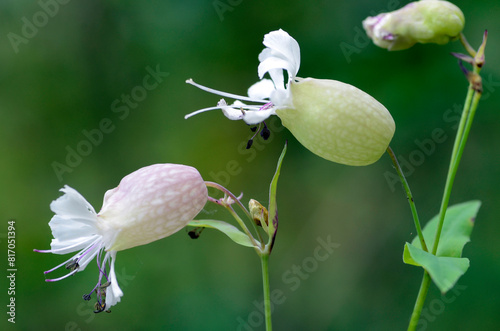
276, 78, 395, 166
363, 0, 465, 51
98, 164, 208, 251
249, 199, 269, 227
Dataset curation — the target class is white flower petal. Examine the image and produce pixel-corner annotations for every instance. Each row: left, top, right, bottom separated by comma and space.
186, 30, 301, 125
262, 29, 300, 66
258, 56, 294, 84
49, 215, 98, 243
218, 99, 244, 120
270, 88, 293, 109
232, 100, 246, 107
45, 186, 103, 254
50, 185, 97, 218
268, 68, 286, 92
257, 29, 300, 82
248, 79, 276, 100
105, 251, 123, 310
257, 47, 272, 63
243, 107, 276, 125
49, 234, 101, 255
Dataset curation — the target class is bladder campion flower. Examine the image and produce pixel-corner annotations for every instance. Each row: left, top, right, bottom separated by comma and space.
363, 0, 465, 51
186, 29, 395, 166
35, 164, 208, 312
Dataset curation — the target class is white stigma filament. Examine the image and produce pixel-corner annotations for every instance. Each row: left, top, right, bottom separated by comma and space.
184, 79, 271, 120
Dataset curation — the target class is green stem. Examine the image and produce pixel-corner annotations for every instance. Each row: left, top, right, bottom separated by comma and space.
387, 147, 428, 252
407, 271, 431, 331
431, 82, 481, 255
407, 88, 479, 328
260, 253, 272, 331
408, 54, 483, 329
226, 206, 263, 250
205, 181, 253, 220
205, 181, 264, 246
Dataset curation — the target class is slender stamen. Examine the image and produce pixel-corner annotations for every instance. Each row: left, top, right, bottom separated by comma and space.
247, 123, 263, 149
83, 249, 109, 303
185, 106, 225, 119
185, 104, 264, 120
96, 251, 108, 281
186, 79, 268, 103
83, 284, 97, 301
34, 234, 101, 254
260, 102, 274, 111
45, 268, 79, 282
34, 243, 86, 254
75, 241, 102, 268
86, 250, 111, 313
99, 281, 111, 289
44, 257, 77, 274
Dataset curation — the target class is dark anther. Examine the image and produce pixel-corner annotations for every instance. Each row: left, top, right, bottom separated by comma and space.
246, 139, 254, 149
82, 293, 92, 301
188, 227, 204, 239
260, 123, 270, 140
99, 281, 111, 289
94, 302, 106, 313
65, 259, 79, 271
247, 122, 264, 149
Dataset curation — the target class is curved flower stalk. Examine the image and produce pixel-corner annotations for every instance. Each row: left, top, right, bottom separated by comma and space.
186, 144, 287, 331
363, 0, 465, 51
186, 29, 395, 166
35, 164, 208, 312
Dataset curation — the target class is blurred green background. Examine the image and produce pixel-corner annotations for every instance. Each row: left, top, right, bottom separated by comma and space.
1, 0, 499, 330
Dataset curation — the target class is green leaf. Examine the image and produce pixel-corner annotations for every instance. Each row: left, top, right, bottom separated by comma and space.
403, 200, 480, 293
403, 242, 469, 293
412, 200, 480, 257
187, 220, 254, 248
267, 142, 287, 249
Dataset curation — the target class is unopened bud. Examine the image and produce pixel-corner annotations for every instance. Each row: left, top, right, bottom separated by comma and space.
249, 199, 269, 227
363, 0, 465, 51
